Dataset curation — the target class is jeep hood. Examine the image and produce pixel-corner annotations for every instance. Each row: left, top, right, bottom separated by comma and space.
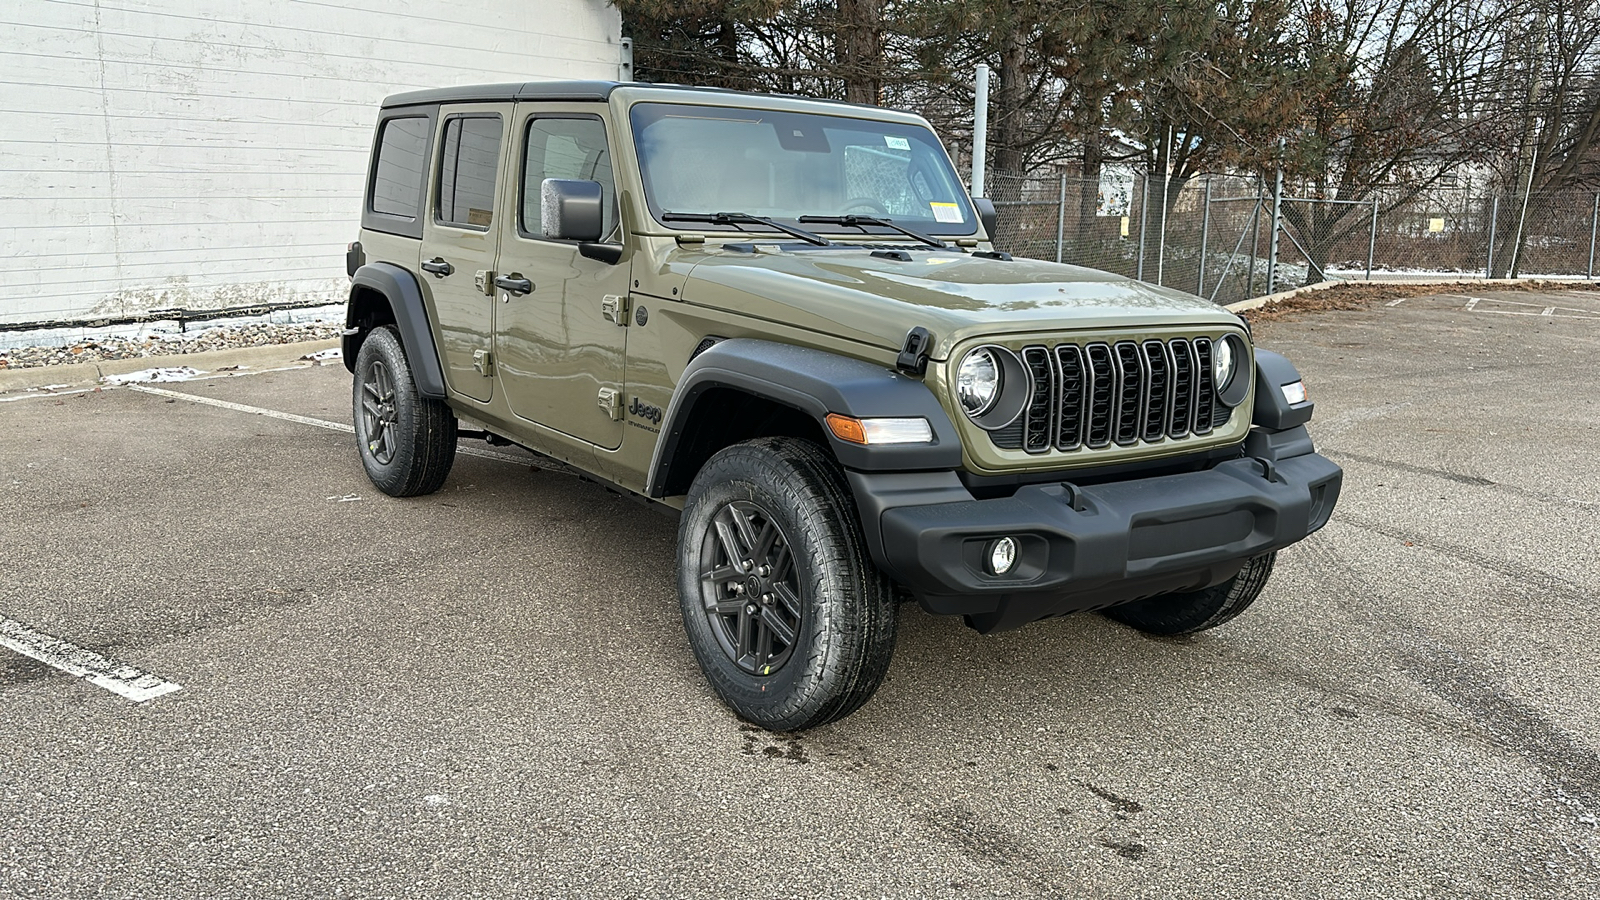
677, 246, 1242, 360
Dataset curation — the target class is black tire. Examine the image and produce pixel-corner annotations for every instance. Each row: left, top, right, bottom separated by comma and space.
1103, 552, 1276, 636
351, 325, 457, 497
678, 437, 896, 731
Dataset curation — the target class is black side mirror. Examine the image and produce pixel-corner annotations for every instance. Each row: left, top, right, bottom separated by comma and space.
972, 196, 997, 241
541, 178, 604, 242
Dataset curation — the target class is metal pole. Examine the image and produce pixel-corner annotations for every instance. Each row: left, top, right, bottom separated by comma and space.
1197, 178, 1212, 297
1508, 147, 1538, 278
1486, 195, 1499, 278
1055, 171, 1067, 264
1137, 174, 1150, 281
1156, 126, 1172, 286
971, 64, 989, 198
1247, 189, 1261, 296
1266, 144, 1284, 295
618, 37, 634, 82
1366, 196, 1378, 280
1587, 193, 1598, 280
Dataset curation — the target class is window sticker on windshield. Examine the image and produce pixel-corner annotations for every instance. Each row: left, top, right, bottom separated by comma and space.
929, 202, 963, 223
885, 136, 911, 151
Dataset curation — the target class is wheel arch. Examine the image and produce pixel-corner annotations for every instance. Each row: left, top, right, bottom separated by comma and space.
646, 338, 963, 499
344, 262, 447, 399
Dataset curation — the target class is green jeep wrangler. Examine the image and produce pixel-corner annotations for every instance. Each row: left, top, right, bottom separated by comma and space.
343, 81, 1342, 730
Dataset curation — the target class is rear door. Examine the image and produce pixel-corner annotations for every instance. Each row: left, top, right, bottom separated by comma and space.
417, 103, 512, 404
492, 105, 630, 449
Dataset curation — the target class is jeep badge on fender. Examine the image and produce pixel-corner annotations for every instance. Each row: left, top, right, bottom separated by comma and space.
342, 81, 1342, 730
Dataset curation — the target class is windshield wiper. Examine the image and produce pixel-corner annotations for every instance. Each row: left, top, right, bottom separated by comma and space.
661, 211, 832, 247
798, 214, 946, 249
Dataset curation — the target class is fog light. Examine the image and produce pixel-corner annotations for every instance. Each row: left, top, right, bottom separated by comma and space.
986, 537, 1018, 575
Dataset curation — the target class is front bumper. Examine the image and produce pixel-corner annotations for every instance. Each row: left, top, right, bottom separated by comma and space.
847, 450, 1342, 633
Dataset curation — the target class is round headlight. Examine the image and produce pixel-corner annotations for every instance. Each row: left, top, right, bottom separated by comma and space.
1212, 336, 1235, 391
956, 348, 1002, 416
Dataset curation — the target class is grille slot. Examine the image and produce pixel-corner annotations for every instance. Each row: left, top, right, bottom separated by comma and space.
1055, 344, 1085, 450
1020, 347, 1055, 453
990, 336, 1235, 454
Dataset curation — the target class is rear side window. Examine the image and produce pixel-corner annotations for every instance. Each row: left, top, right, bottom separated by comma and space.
369, 116, 429, 219
436, 115, 504, 230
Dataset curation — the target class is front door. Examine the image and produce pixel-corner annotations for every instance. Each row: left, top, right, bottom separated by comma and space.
493, 106, 630, 449
418, 102, 512, 403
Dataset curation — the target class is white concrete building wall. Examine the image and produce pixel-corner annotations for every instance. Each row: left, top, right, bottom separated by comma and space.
1, 0, 624, 326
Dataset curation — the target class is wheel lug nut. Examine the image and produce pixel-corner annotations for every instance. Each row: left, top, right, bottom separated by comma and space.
745, 604, 757, 615
758, 566, 770, 576
733, 583, 744, 594
762, 593, 773, 604
743, 560, 753, 571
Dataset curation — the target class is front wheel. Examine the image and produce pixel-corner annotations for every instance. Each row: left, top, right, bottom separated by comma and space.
1103, 552, 1276, 636
678, 437, 896, 731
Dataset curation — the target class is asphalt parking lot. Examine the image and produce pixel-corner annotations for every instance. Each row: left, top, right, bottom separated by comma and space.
2, 286, 1598, 898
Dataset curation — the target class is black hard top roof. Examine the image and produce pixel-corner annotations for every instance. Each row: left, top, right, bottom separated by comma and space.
381, 80, 858, 110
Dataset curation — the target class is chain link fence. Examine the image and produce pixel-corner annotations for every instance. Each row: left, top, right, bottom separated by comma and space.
986, 169, 1600, 306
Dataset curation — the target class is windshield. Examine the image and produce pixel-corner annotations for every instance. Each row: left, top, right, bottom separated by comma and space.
630, 102, 977, 236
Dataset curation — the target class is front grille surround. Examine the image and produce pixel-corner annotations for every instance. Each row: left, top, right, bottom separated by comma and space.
981, 333, 1242, 459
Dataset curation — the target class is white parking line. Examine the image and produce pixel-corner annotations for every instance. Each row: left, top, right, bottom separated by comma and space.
130, 383, 537, 465
130, 383, 355, 432
1, 617, 182, 702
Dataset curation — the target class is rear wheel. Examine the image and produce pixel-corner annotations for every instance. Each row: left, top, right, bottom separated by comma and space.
352, 325, 456, 497
1104, 552, 1276, 635
678, 437, 896, 731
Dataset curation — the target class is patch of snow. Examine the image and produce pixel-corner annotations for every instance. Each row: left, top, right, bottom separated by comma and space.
101, 366, 206, 385
302, 348, 343, 362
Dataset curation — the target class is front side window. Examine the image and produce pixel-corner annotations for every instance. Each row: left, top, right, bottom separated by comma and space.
436, 115, 504, 230
630, 103, 976, 235
521, 117, 617, 240
370, 116, 429, 219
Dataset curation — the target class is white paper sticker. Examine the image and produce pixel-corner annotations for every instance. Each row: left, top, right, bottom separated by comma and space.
929, 202, 963, 223
885, 136, 911, 151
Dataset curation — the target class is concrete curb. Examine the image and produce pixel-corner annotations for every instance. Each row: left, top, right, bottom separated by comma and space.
1222, 276, 1591, 314
0, 338, 340, 396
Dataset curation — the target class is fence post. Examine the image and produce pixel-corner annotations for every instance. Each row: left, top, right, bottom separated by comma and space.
1137, 174, 1150, 281
1266, 156, 1284, 295
1197, 178, 1212, 297
1055, 172, 1067, 264
1588, 193, 1598, 281
971, 64, 989, 198
1247, 190, 1261, 297
1485, 196, 1499, 278
1366, 197, 1378, 280
1508, 148, 1538, 278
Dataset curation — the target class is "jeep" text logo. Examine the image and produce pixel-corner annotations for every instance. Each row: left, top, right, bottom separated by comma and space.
629, 397, 663, 426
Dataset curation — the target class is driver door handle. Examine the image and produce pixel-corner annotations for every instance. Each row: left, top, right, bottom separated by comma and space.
494, 274, 533, 295
421, 257, 454, 277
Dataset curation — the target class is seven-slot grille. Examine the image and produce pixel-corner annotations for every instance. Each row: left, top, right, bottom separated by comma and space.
991, 338, 1232, 454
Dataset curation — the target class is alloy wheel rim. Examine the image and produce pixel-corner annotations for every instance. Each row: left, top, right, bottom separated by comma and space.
697, 499, 802, 675
360, 360, 397, 465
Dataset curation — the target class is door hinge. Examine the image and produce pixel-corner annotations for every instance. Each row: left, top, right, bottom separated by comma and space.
473, 349, 495, 376
601, 294, 630, 326
597, 387, 624, 420
474, 269, 495, 296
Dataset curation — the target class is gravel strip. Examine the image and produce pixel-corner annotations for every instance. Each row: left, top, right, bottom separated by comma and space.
0, 321, 343, 370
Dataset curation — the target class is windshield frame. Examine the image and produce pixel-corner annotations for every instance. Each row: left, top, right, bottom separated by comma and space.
628, 101, 980, 240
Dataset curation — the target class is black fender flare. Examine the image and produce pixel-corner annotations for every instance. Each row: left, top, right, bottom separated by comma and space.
345, 262, 447, 399
646, 338, 964, 498
1251, 349, 1314, 431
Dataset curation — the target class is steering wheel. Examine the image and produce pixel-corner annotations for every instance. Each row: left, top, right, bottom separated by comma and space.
841, 197, 890, 216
